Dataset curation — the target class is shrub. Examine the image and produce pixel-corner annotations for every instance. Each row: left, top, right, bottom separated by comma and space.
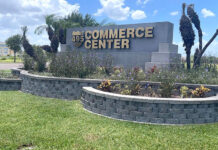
50, 51, 99, 78
126, 67, 146, 82
158, 73, 176, 98
34, 46, 47, 72
130, 83, 141, 95
180, 86, 190, 98
101, 54, 113, 75
112, 84, 122, 93
191, 85, 211, 98
23, 52, 34, 70
120, 85, 131, 95
98, 80, 112, 92
147, 86, 156, 97
23, 46, 47, 72
110, 67, 126, 80
118, 83, 141, 95
147, 67, 218, 85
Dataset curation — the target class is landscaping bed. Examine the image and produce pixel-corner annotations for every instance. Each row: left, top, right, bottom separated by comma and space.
81, 87, 218, 125
97, 80, 216, 98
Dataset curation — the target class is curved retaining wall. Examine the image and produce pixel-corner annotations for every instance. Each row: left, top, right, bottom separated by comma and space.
12, 69, 218, 100
0, 78, 21, 91
81, 87, 218, 125
20, 70, 103, 100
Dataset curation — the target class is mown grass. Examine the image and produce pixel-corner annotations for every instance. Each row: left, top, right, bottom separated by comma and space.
0, 56, 22, 63
0, 92, 218, 150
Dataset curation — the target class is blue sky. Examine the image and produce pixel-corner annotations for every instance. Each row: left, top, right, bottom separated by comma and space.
0, 0, 217, 56
69, 0, 218, 56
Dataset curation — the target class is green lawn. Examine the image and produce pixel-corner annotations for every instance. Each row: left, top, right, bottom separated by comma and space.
1, 92, 218, 150
0, 56, 22, 63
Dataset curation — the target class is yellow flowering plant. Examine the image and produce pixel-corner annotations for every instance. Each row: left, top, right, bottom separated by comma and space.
97, 80, 112, 92
191, 85, 211, 98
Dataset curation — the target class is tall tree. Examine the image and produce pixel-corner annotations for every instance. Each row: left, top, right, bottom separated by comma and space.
6, 34, 22, 63
187, 4, 218, 68
179, 3, 195, 69
21, 26, 36, 60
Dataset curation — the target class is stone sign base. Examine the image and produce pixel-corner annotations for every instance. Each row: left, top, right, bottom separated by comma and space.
145, 43, 181, 71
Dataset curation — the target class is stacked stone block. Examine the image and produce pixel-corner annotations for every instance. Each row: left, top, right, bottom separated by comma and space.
81, 87, 218, 125
18, 70, 218, 100
0, 79, 21, 91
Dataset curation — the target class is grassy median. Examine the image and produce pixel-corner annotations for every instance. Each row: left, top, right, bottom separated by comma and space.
0, 91, 218, 150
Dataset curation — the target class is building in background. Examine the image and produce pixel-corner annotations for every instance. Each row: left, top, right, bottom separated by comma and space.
0, 42, 14, 56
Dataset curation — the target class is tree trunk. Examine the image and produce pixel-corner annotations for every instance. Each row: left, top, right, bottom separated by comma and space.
186, 51, 191, 70
198, 29, 203, 51
194, 48, 200, 67
14, 52, 16, 63
194, 29, 218, 68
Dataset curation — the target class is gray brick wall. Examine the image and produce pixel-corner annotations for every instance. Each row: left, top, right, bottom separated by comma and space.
20, 71, 102, 100
14, 69, 218, 100
81, 87, 218, 125
0, 79, 21, 91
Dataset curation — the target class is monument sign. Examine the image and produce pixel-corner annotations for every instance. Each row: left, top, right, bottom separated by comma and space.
61, 22, 181, 70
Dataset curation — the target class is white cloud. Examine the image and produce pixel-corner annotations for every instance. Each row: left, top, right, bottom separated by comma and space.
131, 10, 146, 20
93, 9, 104, 17
94, 0, 130, 21
94, 0, 148, 21
136, 0, 150, 5
170, 11, 179, 16
0, 0, 80, 45
153, 10, 158, 16
201, 8, 215, 18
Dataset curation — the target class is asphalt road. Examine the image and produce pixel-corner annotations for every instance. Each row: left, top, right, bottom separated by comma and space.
0, 63, 23, 70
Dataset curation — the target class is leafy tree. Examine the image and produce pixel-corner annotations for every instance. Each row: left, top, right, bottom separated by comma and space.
179, 3, 195, 69
6, 34, 22, 63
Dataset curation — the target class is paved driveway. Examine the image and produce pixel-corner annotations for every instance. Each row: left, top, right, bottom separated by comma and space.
0, 63, 23, 70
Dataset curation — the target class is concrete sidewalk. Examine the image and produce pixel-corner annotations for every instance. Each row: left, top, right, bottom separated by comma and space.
0, 63, 23, 70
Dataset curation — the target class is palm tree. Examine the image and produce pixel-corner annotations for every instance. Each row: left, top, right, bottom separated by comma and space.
35, 12, 116, 51
187, 4, 202, 66
179, 3, 195, 70
21, 26, 36, 60
187, 4, 218, 68
35, 14, 57, 41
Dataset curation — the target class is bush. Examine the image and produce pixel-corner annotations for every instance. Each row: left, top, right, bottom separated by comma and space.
50, 51, 99, 78
180, 86, 190, 98
23, 52, 34, 70
158, 73, 175, 98
100, 54, 113, 75
147, 67, 218, 85
34, 46, 47, 72
98, 80, 112, 92
191, 85, 211, 98
23, 46, 47, 72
